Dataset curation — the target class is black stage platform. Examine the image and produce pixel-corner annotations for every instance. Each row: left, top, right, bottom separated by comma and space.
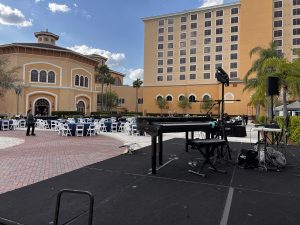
0, 139, 300, 225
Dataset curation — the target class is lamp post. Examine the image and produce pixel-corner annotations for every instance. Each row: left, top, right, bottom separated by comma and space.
14, 84, 23, 115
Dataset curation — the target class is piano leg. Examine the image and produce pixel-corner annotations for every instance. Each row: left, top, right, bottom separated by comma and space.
185, 132, 189, 152
152, 136, 157, 174
158, 134, 163, 165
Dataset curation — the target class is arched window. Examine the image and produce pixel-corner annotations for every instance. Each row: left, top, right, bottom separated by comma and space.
202, 94, 211, 101
189, 95, 196, 102
84, 77, 89, 87
166, 95, 173, 101
31, 70, 38, 82
225, 92, 234, 103
39, 70, 47, 82
178, 95, 185, 101
48, 71, 55, 83
138, 98, 144, 104
80, 76, 84, 86
156, 95, 163, 101
75, 75, 79, 86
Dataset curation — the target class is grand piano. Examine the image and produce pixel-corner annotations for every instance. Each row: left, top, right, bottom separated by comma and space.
137, 116, 217, 174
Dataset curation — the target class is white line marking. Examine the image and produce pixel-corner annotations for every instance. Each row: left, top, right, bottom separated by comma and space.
220, 187, 234, 225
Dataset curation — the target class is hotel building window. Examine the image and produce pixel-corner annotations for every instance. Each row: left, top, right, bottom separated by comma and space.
231, 53, 238, 59
204, 46, 211, 53
168, 18, 174, 25
180, 41, 186, 48
189, 95, 196, 102
205, 29, 211, 36
167, 59, 173, 65
215, 54, 222, 61
274, 11, 282, 18
231, 17, 238, 24
230, 71, 238, 78
158, 52, 163, 58
276, 50, 283, 57
181, 16, 187, 23
167, 75, 173, 81
205, 12, 211, 19
231, 35, 238, 42
181, 25, 187, 31
231, 26, 238, 33
215, 63, 222, 69
181, 33, 186, 39
274, 1, 282, 8
216, 28, 223, 35
158, 44, 163, 50
293, 9, 300, 16
204, 38, 211, 44
158, 36, 164, 42
190, 65, 196, 71
167, 51, 173, 57
190, 48, 196, 54
80, 76, 84, 86
168, 43, 173, 49
205, 21, 211, 27
191, 14, 197, 20
168, 34, 173, 41
158, 20, 164, 26
293, 28, 300, 35
204, 55, 211, 61
216, 37, 223, 43
293, 48, 300, 55
191, 23, 197, 29
190, 74, 196, 80
48, 71, 55, 83
274, 20, 282, 28
30, 70, 38, 82
274, 39, 282, 47
190, 39, 197, 46
84, 77, 88, 87
230, 62, 238, 69
179, 74, 186, 80
216, 19, 223, 26
204, 73, 210, 79
168, 27, 173, 32
167, 67, 173, 73
75, 75, 79, 86
216, 46, 222, 52
204, 64, 210, 70
158, 60, 163, 66
40, 70, 47, 82
294, 0, 300, 6
191, 31, 197, 38
158, 28, 164, 33
157, 76, 163, 81
231, 7, 239, 14
180, 66, 186, 72
180, 58, 186, 64
216, 10, 223, 17
157, 68, 163, 73
274, 30, 282, 37
293, 18, 300, 25
231, 44, 238, 50
180, 49, 186, 56
190, 57, 196, 63
293, 38, 300, 45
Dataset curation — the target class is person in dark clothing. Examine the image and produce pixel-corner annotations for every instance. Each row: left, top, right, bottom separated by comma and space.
26, 109, 35, 136
244, 115, 248, 125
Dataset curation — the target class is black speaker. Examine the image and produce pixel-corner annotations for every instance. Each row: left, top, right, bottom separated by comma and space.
266, 76, 279, 96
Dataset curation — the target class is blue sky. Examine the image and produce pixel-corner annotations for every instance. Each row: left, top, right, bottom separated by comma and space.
0, 0, 236, 85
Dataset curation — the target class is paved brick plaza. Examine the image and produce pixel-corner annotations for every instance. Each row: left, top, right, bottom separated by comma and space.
0, 130, 124, 194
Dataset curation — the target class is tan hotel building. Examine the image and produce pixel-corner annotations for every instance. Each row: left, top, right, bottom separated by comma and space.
140, 0, 299, 116
0, 31, 125, 116
1, 0, 299, 116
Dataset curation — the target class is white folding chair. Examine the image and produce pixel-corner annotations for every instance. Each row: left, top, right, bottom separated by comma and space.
62, 124, 72, 136
99, 122, 107, 132
43, 120, 50, 129
111, 122, 118, 132
87, 124, 96, 136
75, 124, 84, 136
118, 122, 126, 132
19, 119, 26, 128
11, 119, 19, 130
2, 121, 10, 131
51, 120, 57, 130
131, 124, 139, 136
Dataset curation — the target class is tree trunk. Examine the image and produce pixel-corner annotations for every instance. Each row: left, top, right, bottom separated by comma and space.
106, 85, 108, 112
282, 85, 288, 129
101, 81, 104, 112
135, 87, 138, 115
255, 104, 260, 121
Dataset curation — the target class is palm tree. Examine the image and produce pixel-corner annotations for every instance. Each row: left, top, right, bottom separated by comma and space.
155, 96, 168, 116
244, 41, 278, 120
95, 64, 110, 112
263, 57, 300, 128
177, 95, 191, 115
0, 57, 20, 98
105, 74, 115, 112
133, 78, 143, 115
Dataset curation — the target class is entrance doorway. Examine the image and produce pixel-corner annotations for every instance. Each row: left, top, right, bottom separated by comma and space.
77, 101, 85, 114
35, 99, 50, 116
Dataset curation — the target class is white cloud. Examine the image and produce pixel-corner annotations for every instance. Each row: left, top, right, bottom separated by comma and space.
73, 3, 78, 8
68, 44, 125, 68
48, 3, 70, 13
34, 0, 44, 3
129, 68, 144, 81
200, 0, 224, 7
0, 3, 32, 27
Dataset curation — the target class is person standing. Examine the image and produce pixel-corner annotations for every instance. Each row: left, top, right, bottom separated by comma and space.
26, 109, 36, 136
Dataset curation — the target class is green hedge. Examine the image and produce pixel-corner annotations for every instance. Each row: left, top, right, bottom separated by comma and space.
275, 116, 300, 145
52, 111, 84, 117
